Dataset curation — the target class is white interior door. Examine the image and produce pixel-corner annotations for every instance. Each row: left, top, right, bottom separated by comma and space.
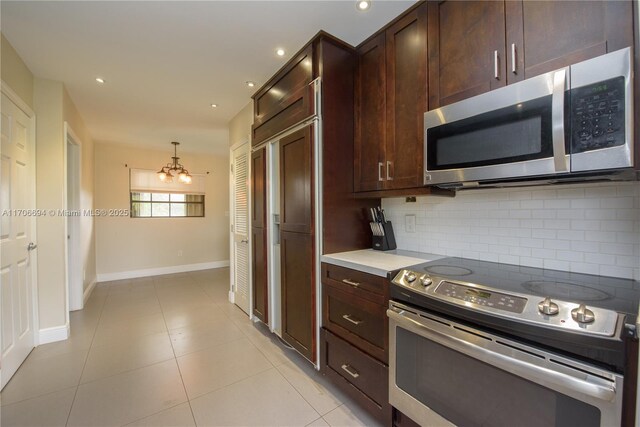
1, 91, 37, 390
232, 142, 250, 314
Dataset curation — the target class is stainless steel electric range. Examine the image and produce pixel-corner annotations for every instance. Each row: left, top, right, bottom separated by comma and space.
387, 257, 640, 427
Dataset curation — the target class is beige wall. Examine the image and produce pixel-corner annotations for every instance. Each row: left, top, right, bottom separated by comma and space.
34, 78, 66, 329
95, 143, 229, 277
1, 34, 34, 109
63, 88, 96, 291
228, 101, 253, 147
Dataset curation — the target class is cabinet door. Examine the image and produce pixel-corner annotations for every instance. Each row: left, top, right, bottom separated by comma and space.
251, 226, 268, 323
281, 231, 314, 361
506, 1, 633, 82
428, 1, 507, 108
280, 126, 313, 234
252, 45, 314, 146
354, 33, 386, 192
385, 4, 427, 189
251, 148, 266, 229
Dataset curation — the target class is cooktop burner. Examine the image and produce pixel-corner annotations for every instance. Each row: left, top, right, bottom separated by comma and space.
521, 280, 611, 302
424, 265, 473, 276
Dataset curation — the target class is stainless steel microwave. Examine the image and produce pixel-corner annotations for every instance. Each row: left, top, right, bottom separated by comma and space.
424, 48, 634, 188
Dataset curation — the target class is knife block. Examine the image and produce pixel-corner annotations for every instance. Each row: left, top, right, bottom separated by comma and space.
372, 221, 397, 251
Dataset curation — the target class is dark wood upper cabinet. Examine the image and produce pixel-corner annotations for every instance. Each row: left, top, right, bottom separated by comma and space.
252, 45, 315, 146
250, 148, 266, 229
428, 0, 634, 108
355, 2, 428, 193
280, 126, 313, 234
385, 5, 427, 190
281, 231, 314, 361
427, 0, 507, 108
354, 33, 386, 193
506, 1, 634, 83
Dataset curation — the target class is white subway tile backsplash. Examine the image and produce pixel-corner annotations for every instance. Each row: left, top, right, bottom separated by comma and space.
556, 250, 584, 262
544, 199, 571, 209
543, 239, 571, 250
544, 219, 571, 230
383, 182, 640, 280
599, 242, 634, 255
543, 259, 571, 271
584, 252, 615, 265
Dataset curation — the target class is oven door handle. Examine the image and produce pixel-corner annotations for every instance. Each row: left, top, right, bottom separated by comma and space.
551, 68, 569, 172
388, 308, 616, 403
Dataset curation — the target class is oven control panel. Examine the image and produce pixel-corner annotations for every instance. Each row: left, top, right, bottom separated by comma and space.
391, 269, 620, 337
435, 281, 527, 314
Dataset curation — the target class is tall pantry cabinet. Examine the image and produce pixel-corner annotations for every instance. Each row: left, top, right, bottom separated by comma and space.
249, 32, 378, 364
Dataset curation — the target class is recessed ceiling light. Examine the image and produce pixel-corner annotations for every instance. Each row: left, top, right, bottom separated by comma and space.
95, 77, 105, 84
357, 0, 370, 11
246, 81, 256, 88
210, 103, 218, 108
276, 48, 286, 57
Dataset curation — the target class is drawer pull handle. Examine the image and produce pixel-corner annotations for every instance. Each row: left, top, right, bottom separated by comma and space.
341, 278, 360, 287
341, 364, 360, 378
342, 314, 363, 325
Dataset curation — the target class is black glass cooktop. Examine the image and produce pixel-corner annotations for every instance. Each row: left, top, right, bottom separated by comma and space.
403, 257, 640, 316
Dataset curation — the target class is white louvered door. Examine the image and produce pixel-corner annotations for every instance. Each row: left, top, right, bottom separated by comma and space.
1, 92, 36, 390
232, 142, 250, 314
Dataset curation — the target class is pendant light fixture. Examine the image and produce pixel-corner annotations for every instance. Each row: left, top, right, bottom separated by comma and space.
157, 141, 192, 184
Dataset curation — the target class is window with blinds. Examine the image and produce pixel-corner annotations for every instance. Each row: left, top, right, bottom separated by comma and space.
129, 169, 205, 218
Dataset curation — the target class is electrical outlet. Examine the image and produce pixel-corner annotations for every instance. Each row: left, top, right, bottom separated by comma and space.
177, 250, 183, 257
405, 214, 416, 233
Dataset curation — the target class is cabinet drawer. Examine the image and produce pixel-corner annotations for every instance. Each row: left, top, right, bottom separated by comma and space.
321, 263, 387, 302
323, 284, 387, 363
252, 45, 315, 145
321, 328, 388, 413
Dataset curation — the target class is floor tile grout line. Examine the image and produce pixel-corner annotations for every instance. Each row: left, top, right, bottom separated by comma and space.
271, 362, 324, 421
65, 284, 109, 427
153, 276, 199, 427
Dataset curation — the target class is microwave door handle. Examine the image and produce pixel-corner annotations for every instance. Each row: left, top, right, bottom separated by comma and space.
552, 68, 569, 172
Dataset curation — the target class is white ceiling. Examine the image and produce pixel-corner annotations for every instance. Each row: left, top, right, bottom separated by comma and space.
1, 0, 415, 154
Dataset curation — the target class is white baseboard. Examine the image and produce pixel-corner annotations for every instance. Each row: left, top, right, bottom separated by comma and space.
39, 323, 69, 345
96, 260, 230, 282
228, 290, 235, 303
83, 278, 97, 304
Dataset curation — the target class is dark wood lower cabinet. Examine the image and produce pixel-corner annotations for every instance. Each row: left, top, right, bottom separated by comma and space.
321, 262, 391, 425
321, 329, 391, 425
251, 226, 268, 323
281, 231, 315, 361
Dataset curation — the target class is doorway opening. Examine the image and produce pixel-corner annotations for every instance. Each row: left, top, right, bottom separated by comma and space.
65, 123, 82, 313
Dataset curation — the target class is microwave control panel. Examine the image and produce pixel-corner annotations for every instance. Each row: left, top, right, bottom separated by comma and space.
572, 76, 625, 153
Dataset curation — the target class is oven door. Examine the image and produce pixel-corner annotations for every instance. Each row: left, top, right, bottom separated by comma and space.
388, 302, 623, 427
424, 67, 570, 186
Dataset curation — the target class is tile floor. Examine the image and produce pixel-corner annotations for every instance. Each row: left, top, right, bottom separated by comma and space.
0, 268, 383, 427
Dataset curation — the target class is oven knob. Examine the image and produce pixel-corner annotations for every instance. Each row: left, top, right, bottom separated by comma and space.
537, 297, 559, 316
405, 272, 417, 283
571, 304, 595, 324
420, 277, 433, 287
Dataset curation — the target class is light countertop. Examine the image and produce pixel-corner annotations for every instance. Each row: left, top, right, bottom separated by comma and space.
321, 249, 443, 277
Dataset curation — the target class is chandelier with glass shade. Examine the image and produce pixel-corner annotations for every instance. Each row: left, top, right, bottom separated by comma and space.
157, 141, 192, 184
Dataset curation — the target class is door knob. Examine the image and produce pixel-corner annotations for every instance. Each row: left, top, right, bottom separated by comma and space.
27, 242, 37, 251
